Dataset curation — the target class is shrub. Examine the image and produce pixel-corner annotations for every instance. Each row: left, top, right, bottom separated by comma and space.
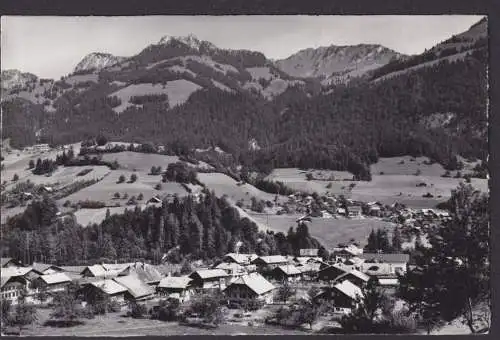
117, 175, 126, 183
155, 183, 162, 191
422, 192, 434, 198
12, 173, 19, 182
129, 174, 138, 183
63, 200, 71, 207
113, 192, 121, 199
129, 302, 148, 319
306, 173, 313, 181
137, 193, 144, 200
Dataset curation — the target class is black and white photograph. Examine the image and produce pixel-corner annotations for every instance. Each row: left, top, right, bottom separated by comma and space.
0, 15, 490, 336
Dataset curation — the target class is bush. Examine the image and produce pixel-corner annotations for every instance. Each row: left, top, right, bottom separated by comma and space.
152, 298, 180, 321
12, 173, 19, 182
117, 175, 126, 183
306, 173, 313, 181
129, 302, 148, 319
77, 200, 106, 209
63, 200, 71, 207
155, 183, 162, 190
422, 192, 434, 198
113, 192, 121, 199
129, 174, 138, 183
76, 168, 93, 176
137, 193, 144, 200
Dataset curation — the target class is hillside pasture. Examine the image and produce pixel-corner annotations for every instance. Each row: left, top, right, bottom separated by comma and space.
265, 168, 354, 195
74, 206, 129, 227
109, 80, 202, 113
247, 212, 394, 249
197, 172, 287, 206
350, 174, 488, 208
100, 151, 213, 171
64, 74, 99, 85
60, 169, 188, 205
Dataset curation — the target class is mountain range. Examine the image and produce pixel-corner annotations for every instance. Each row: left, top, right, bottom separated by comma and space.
1, 18, 488, 179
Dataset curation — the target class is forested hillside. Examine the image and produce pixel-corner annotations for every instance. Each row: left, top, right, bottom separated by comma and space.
1, 19, 488, 179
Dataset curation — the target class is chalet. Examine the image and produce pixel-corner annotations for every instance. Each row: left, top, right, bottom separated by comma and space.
332, 244, 363, 260
81, 279, 128, 306
32, 262, 64, 275
1, 257, 23, 268
157, 276, 194, 303
223, 273, 275, 305
188, 269, 229, 290
359, 253, 410, 276
214, 262, 248, 278
314, 280, 363, 312
347, 205, 363, 218
1, 275, 28, 305
126, 263, 163, 287
113, 275, 155, 301
81, 264, 129, 279
367, 203, 383, 217
221, 253, 258, 266
317, 264, 350, 283
32, 273, 72, 302
251, 255, 289, 272
271, 265, 302, 282
296, 262, 322, 280
333, 269, 370, 288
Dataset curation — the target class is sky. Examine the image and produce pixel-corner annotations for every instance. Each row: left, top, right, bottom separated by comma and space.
1, 15, 484, 79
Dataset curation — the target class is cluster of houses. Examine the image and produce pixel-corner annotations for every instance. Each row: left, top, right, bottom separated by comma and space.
1, 245, 410, 315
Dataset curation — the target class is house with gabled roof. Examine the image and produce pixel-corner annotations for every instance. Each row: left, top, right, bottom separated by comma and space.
333, 269, 370, 288
81, 264, 129, 279
314, 280, 364, 312
113, 275, 155, 301
222, 253, 258, 266
317, 263, 350, 282
157, 275, 194, 302
188, 269, 229, 290
81, 279, 128, 306
359, 253, 410, 276
251, 255, 289, 273
223, 273, 275, 305
32, 262, 64, 275
1, 258, 23, 268
271, 265, 302, 282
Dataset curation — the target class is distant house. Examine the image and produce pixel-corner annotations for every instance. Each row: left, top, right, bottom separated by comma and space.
157, 276, 194, 303
296, 262, 322, 280
333, 269, 370, 288
347, 206, 363, 218
1, 258, 23, 268
336, 207, 347, 216
33, 144, 50, 153
1, 275, 28, 305
41, 186, 54, 193
81, 279, 128, 306
359, 253, 410, 276
223, 273, 275, 305
299, 248, 319, 257
333, 244, 363, 260
113, 275, 155, 301
314, 280, 364, 312
251, 255, 289, 273
126, 263, 163, 287
367, 203, 383, 217
222, 253, 258, 266
32, 263, 64, 275
81, 264, 129, 279
188, 269, 229, 290
214, 262, 248, 278
318, 264, 350, 283
271, 265, 302, 282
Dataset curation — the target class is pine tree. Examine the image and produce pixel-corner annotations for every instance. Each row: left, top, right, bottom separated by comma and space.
365, 229, 378, 252
391, 227, 403, 252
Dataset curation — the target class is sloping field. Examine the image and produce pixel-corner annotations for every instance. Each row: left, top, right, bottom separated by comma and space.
101, 152, 213, 171
61, 169, 188, 205
262, 79, 305, 99
181, 55, 239, 75
351, 175, 488, 208
248, 212, 394, 249
197, 172, 287, 206
109, 80, 202, 113
74, 206, 129, 226
265, 168, 354, 196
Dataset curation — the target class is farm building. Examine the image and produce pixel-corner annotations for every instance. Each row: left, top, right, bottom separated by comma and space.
333, 269, 370, 288
223, 273, 275, 305
188, 269, 229, 290
270, 265, 302, 282
333, 244, 364, 260
126, 263, 163, 287
359, 253, 410, 276
317, 264, 350, 282
251, 255, 289, 272
314, 280, 364, 312
31, 262, 65, 275
213, 262, 248, 278
80, 264, 129, 279
81, 279, 128, 306
221, 253, 258, 266
113, 275, 155, 301
157, 276, 194, 303
296, 262, 322, 280
33, 273, 72, 293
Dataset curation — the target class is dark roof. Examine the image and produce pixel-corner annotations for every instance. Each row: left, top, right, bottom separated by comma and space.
1, 258, 22, 268
359, 253, 410, 263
